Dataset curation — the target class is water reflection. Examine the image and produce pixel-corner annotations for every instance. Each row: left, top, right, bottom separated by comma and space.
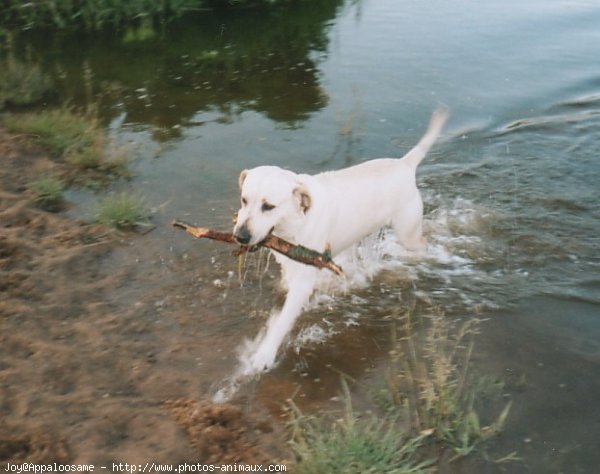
12, 0, 343, 137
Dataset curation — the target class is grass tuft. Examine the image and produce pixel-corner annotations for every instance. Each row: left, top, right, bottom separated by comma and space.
291, 308, 515, 472
289, 380, 434, 474
386, 308, 512, 460
94, 192, 148, 230
3, 107, 130, 180
28, 175, 65, 211
4, 108, 90, 155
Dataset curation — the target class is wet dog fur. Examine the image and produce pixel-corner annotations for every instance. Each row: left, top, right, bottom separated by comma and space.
233, 107, 449, 373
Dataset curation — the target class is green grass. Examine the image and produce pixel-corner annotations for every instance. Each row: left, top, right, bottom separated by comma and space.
65, 133, 129, 175
290, 308, 515, 472
290, 381, 434, 474
4, 108, 98, 156
28, 175, 66, 211
3, 108, 130, 178
94, 192, 148, 230
384, 309, 512, 461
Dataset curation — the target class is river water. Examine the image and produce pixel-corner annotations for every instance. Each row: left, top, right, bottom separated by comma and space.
14, 0, 600, 471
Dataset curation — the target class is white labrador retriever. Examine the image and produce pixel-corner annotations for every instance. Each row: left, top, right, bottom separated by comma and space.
233, 107, 448, 374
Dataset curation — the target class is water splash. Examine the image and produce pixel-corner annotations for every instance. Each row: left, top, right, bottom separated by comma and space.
212, 377, 242, 404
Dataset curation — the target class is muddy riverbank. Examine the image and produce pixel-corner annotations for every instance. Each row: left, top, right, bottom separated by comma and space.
0, 129, 288, 466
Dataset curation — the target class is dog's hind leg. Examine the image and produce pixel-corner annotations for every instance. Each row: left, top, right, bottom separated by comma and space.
392, 194, 427, 251
241, 266, 317, 373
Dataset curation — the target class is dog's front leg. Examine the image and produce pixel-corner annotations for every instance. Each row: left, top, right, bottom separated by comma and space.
242, 266, 317, 373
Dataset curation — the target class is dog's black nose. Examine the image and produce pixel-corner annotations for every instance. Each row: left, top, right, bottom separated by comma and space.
234, 226, 252, 245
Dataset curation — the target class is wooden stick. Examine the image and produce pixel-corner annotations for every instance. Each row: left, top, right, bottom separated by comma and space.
172, 219, 343, 276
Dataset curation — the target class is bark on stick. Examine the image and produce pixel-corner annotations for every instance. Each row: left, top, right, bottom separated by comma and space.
172, 219, 343, 276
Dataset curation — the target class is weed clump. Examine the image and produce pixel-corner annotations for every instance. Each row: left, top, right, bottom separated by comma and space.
3, 108, 130, 181
384, 309, 512, 461
290, 381, 433, 474
28, 175, 65, 211
289, 309, 515, 472
4, 108, 91, 154
94, 192, 148, 230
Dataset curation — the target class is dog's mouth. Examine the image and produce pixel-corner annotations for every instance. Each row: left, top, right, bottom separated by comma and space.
241, 226, 275, 253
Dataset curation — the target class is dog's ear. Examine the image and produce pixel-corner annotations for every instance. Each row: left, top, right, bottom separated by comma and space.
238, 169, 249, 190
293, 185, 311, 214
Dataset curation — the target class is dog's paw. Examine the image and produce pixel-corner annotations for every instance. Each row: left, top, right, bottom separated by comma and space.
239, 348, 277, 375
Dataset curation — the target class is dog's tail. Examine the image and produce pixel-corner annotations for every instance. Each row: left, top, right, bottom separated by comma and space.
401, 106, 449, 169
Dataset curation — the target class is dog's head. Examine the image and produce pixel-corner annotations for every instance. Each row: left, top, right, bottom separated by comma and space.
233, 166, 311, 246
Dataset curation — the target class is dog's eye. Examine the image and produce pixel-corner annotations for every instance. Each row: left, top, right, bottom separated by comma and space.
241, 197, 248, 206
261, 202, 275, 212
